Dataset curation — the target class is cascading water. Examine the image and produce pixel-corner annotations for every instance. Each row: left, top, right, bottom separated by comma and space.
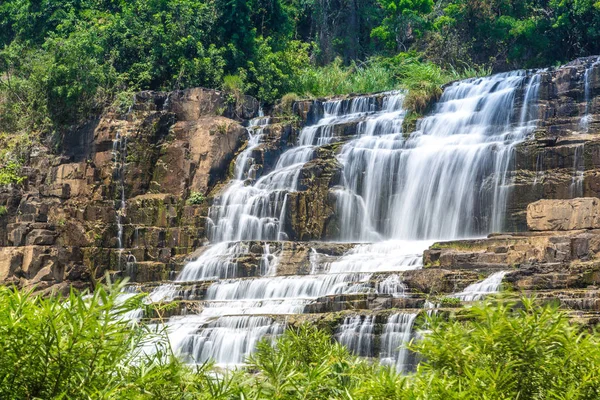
453, 271, 508, 301
580, 58, 599, 132
336, 315, 375, 357
112, 132, 127, 250
380, 313, 418, 372
570, 144, 585, 197
142, 70, 542, 369
337, 72, 541, 241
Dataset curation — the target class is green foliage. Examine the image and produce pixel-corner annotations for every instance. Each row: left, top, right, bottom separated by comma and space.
0, 206, 7, 216
408, 298, 600, 399
244, 325, 371, 399
437, 296, 462, 307
2, 288, 600, 399
187, 191, 205, 205
0, 160, 25, 185
1, 0, 600, 164
0, 281, 255, 399
244, 38, 311, 104
294, 58, 397, 98
223, 74, 245, 95
280, 92, 300, 113
372, 0, 434, 51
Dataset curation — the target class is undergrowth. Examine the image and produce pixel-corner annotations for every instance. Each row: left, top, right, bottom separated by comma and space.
1, 287, 599, 400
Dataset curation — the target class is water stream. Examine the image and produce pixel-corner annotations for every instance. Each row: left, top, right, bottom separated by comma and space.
143, 70, 542, 368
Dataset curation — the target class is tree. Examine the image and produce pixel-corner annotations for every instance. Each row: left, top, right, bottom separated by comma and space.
371, 0, 434, 52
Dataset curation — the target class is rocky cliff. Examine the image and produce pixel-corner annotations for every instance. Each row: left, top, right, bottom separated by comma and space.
0, 56, 599, 330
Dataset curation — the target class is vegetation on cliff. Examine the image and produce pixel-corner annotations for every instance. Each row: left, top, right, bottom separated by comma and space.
1, 284, 599, 399
1, 0, 599, 181
2, 0, 600, 132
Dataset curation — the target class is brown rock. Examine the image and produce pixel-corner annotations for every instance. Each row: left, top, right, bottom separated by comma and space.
527, 198, 600, 231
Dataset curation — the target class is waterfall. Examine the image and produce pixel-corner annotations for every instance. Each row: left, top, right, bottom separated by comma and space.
335, 315, 375, 357
570, 144, 585, 197
580, 58, 599, 132
377, 274, 407, 297
453, 271, 508, 301
112, 131, 127, 250
336, 72, 541, 241
380, 313, 417, 372
165, 315, 284, 367
140, 70, 542, 368
207, 97, 380, 242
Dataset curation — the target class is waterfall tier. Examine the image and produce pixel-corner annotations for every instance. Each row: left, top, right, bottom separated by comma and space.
141, 70, 543, 368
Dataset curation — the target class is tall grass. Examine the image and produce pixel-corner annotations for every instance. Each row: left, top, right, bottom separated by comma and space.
287, 55, 490, 117
293, 58, 397, 98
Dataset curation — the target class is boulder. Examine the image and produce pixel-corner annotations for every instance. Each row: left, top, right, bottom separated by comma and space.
527, 198, 600, 231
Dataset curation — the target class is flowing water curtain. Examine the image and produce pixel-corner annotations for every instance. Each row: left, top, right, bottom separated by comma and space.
141, 74, 542, 367
336, 73, 542, 241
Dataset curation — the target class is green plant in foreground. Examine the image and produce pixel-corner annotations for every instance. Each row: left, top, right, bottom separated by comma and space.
2, 284, 600, 400
437, 296, 461, 307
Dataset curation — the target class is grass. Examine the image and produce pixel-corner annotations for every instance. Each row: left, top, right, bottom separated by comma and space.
285, 54, 490, 120
293, 58, 398, 99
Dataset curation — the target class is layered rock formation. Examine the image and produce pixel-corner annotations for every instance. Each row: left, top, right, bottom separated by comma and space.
0, 57, 600, 365
0, 88, 262, 293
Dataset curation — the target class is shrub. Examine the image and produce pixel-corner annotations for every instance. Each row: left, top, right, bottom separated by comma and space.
187, 191, 205, 205
280, 92, 299, 113
293, 57, 397, 98
408, 297, 600, 399
0, 160, 25, 185
0, 205, 7, 216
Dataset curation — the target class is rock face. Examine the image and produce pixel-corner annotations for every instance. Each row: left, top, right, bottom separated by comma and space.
527, 198, 600, 231
0, 56, 600, 328
505, 56, 600, 231
0, 88, 258, 292
422, 198, 600, 315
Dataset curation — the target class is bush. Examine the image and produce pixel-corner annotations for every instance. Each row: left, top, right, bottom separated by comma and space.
0, 206, 7, 216
280, 92, 299, 113
408, 297, 600, 399
2, 288, 599, 399
187, 191, 205, 205
293, 57, 397, 98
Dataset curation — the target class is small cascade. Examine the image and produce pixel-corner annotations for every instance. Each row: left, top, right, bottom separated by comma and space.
580, 57, 599, 132
335, 315, 375, 357
167, 315, 284, 367
207, 95, 384, 242
377, 275, 407, 297
570, 144, 585, 197
175, 242, 280, 282
453, 271, 507, 301
380, 313, 417, 372
533, 152, 545, 186
326, 241, 431, 273
116, 286, 144, 322
112, 131, 127, 251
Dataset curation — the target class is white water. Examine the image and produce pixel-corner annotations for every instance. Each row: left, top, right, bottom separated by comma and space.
336, 315, 375, 357
380, 313, 418, 372
580, 58, 599, 132
337, 72, 541, 241
112, 131, 127, 250
570, 144, 585, 197
140, 71, 542, 368
453, 271, 508, 301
